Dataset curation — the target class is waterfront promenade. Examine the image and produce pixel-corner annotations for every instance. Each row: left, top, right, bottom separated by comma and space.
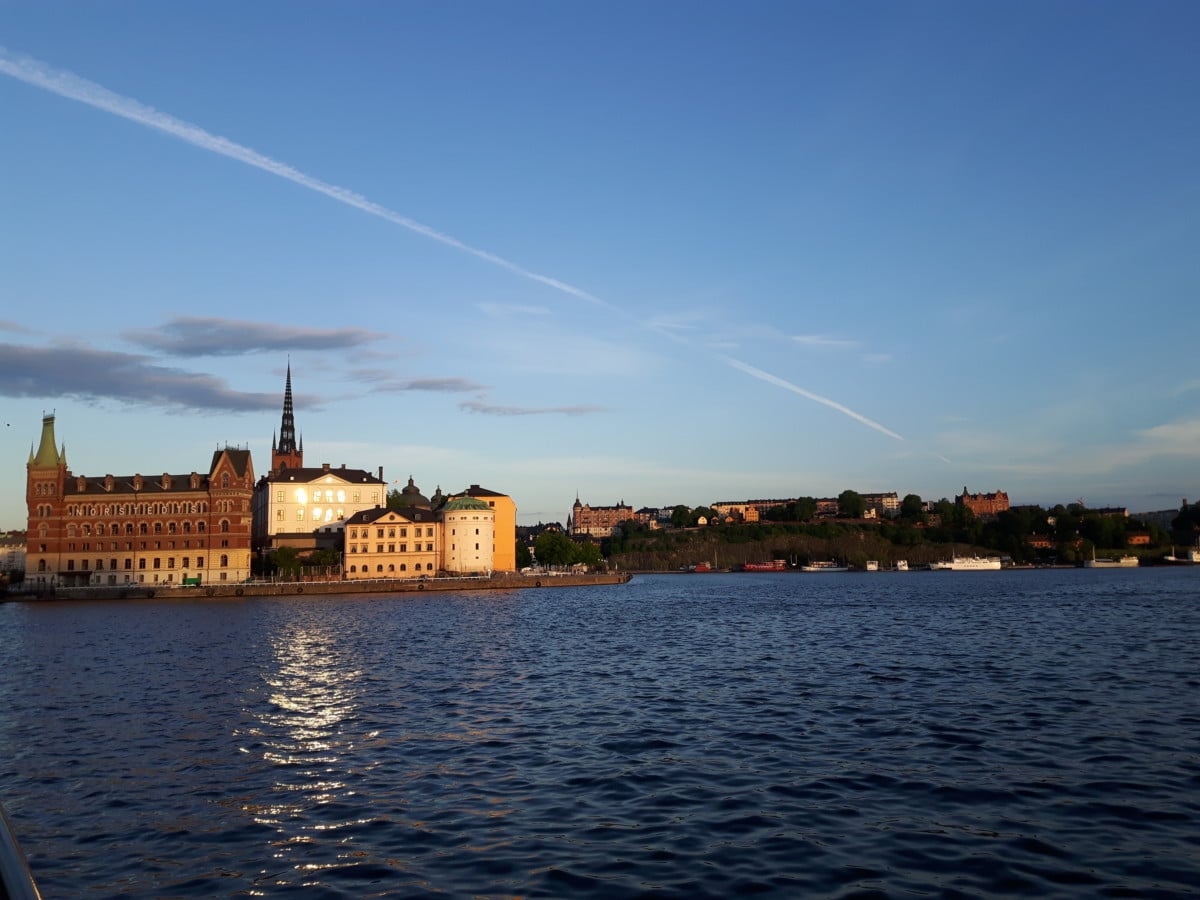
2, 570, 631, 602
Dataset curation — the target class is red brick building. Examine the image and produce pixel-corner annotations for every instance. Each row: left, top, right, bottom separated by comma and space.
957, 486, 1010, 519
25, 415, 254, 588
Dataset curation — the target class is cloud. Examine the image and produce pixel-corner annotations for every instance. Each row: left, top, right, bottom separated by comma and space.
477, 302, 552, 318
0, 320, 33, 334
125, 316, 384, 356
460, 400, 607, 417
0, 343, 280, 411
350, 369, 489, 393
791, 333, 860, 349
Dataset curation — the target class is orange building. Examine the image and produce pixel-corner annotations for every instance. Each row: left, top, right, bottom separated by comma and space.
25, 415, 254, 588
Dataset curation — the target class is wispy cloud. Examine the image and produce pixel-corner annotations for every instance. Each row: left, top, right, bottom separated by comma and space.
460, 400, 607, 417
350, 369, 489, 393
477, 302, 552, 318
791, 333, 860, 349
0, 48, 904, 441
0, 343, 278, 411
0, 320, 33, 334
124, 316, 384, 356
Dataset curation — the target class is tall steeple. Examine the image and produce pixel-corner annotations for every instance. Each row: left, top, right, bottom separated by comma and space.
271, 361, 304, 474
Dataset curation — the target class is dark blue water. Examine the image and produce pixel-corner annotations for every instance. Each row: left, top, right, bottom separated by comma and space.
2, 569, 1198, 898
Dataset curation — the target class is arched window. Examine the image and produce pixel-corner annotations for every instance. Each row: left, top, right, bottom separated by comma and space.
221, 473, 230, 489
197, 521, 206, 533
168, 522, 177, 534
220, 520, 230, 533
153, 523, 162, 535
125, 524, 133, 535
376, 565, 383, 573
139, 523, 148, 535
182, 522, 191, 533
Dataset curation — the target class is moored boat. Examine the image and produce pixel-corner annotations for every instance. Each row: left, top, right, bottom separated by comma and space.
895, 560, 909, 572
930, 556, 1002, 571
741, 560, 788, 571
1084, 555, 1139, 568
800, 560, 849, 573
865, 560, 879, 572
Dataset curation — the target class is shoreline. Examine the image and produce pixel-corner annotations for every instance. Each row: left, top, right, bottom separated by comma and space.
1, 571, 632, 602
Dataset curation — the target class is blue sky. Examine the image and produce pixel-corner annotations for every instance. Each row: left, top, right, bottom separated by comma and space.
2, 1, 1198, 528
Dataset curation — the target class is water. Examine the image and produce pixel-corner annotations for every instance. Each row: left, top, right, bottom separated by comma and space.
2, 569, 1198, 898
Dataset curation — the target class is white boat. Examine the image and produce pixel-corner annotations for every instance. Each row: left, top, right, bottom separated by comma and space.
800, 561, 849, 573
1163, 546, 1200, 564
929, 556, 1002, 571
865, 560, 879, 572
1083, 555, 1139, 568
895, 560, 909, 572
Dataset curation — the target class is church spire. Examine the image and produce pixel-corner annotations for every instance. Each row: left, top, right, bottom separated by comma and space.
271, 361, 304, 474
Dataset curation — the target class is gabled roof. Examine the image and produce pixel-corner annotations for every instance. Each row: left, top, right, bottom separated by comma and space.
211, 448, 253, 478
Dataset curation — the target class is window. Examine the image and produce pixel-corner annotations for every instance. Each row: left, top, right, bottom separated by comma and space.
220, 555, 228, 567
222, 473, 230, 488
352, 491, 360, 503
400, 563, 407, 571
124, 560, 131, 570
67, 560, 75, 571
376, 564, 383, 573
220, 520, 230, 533
276, 490, 284, 502
276, 509, 284, 521
167, 558, 175, 569
153, 558, 161, 569
182, 557, 190, 569
426, 543, 433, 552
376, 528, 384, 539
426, 528, 434, 537
296, 510, 305, 521
376, 544, 384, 553
197, 557, 204, 568
400, 544, 407, 553
388, 528, 395, 538
387, 544, 395, 553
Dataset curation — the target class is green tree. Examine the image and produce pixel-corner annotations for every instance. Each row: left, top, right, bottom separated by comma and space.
308, 547, 342, 568
575, 541, 603, 569
535, 530, 575, 566
670, 505, 691, 528
386, 488, 403, 510
516, 541, 533, 569
269, 545, 302, 576
900, 493, 924, 520
793, 497, 818, 522
837, 490, 865, 519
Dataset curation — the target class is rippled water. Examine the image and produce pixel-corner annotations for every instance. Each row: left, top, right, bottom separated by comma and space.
2, 569, 1198, 898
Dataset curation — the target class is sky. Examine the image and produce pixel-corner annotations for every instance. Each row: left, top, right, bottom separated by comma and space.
2, 1, 1199, 528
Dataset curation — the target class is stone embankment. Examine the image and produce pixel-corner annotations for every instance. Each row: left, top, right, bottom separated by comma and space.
4, 571, 632, 602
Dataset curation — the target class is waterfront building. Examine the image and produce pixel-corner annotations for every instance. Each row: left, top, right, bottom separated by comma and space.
24, 414, 253, 587
957, 486, 1010, 519
570, 497, 635, 537
344, 505, 439, 579
440, 495, 497, 574
252, 364, 387, 556
861, 492, 900, 518
444, 484, 516, 571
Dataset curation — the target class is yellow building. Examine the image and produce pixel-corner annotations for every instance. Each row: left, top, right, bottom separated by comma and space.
343, 507, 439, 579
449, 485, 516, 572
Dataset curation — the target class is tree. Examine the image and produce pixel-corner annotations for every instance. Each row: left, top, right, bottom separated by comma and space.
900, 493, 924, 520
308, 547, 342, 568
670, 505, 691, 528
386, 488, 403, 510
837, 490, 865, 519
535, 530, 576, 566
793, 497, 818, 522
516, 541, 533, 569
269, 545, 302, 576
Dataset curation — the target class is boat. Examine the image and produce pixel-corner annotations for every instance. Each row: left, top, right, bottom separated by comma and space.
929, 556, 1002, 571
741, 560, 788, 571
895, 560, 909, 572
690, 562, 713, 573
800, 561, 849, 573
1163, 546, 1200, 564
864, 560, 879, 572
1083, 554, 1139, 568
0, 801, 41, 900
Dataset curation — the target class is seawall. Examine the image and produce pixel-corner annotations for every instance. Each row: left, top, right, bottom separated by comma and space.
4, 571, 633, 602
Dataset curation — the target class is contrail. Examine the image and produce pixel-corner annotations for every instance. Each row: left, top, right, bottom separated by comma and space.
0, 47, 903, 441
721, 356, 904, 440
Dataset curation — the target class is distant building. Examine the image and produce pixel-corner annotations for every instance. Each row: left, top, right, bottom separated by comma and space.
570, 497, 635, 537
861, 492, 900, 518
0, 531, 26, 576
957, 486, 1010, 519
252, 364, 386, 556
24, 414, 254, 587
